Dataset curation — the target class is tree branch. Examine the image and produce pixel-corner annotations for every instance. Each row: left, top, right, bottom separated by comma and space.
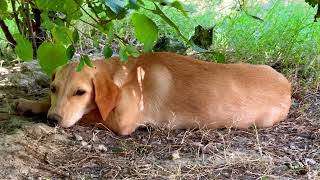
0, 19, 16, 47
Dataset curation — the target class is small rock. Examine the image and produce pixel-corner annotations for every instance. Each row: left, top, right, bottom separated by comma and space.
92, 134, 99, 142
52, 134, 70, 143
97, 144, 108, 152
191, 142, 204, 147
81, 141, 88, 146
0, 67, 9, 75
74, 134, 83, 141
305, 158, 316, 165
34, 71, 50, 88
172, 150, 180, 160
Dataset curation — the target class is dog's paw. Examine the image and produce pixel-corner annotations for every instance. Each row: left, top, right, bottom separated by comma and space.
15, 98, 36, 115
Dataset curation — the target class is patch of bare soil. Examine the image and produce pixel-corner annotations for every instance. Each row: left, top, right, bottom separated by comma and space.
0, 61, 319, 179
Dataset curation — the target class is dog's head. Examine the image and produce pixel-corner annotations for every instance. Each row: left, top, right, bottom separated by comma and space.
47, 62, 120, 128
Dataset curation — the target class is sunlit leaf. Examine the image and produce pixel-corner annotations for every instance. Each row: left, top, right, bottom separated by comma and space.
15, 37, 33, 61
37, 42, 68, 75
131, 13, 158, 51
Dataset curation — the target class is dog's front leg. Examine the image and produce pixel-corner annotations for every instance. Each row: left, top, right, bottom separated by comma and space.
80, 109, 139, 136
16, 98, 50, 115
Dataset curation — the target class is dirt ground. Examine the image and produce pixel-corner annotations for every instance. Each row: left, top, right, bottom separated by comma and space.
0, 61, 319, 179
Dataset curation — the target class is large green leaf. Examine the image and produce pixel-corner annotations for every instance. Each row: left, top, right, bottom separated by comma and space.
36, 0, 81, 20
170, 1, 188, 17
52, 26, 73, 45
15, 38, 33, 61
131, 13, 158, 52
64, 0, 82, 20
36, 0, 65, 11
37, 42, 68, 75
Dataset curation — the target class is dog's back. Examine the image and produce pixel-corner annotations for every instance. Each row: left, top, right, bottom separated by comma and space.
127, 52, 291, 129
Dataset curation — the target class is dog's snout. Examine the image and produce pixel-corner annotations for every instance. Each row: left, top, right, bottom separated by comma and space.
47, 114, 62, 126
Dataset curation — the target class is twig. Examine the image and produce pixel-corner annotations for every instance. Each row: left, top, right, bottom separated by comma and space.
10, 0, 22, 34
253, 124, 263, 156
24, 2, 37, 57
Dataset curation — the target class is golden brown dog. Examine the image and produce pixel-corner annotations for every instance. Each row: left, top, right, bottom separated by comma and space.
16, 52, 292, 135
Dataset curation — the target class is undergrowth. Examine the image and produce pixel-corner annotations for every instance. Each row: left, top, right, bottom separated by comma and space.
1, 0, 319, 87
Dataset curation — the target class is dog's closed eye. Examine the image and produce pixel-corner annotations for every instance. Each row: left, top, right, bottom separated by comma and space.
75, 89, 86, 96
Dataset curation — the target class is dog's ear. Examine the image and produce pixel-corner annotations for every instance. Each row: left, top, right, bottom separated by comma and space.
93, 74, 120, 121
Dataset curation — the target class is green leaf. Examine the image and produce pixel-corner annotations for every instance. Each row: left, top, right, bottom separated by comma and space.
125, 45, 140, 57
52, 26, 73, 45
103, 46, 113, 58
66, 45, 75, 59
0, 0, 8, 19
15, 38, 33, 61
41, 11, 55, 30
64, 0, 82, 20
76, 58, 85, 72
72, 29, 79, 43
93, 39, 100, 48
213, 52, 225, 63
99, 22, 114, 42
152, 3, 188, 43
170, 1, 188, 17
36, 0, 64, 11
37, 42, 68, 75
82, 55, 94, 68
36, 0, 81, 20
131, 13, 158, 52
104, 0, 126, 14
119, 47, 128, 62
129, 0, 139, 9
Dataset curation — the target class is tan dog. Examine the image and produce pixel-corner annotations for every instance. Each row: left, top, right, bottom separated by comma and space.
16, 52, 291, 135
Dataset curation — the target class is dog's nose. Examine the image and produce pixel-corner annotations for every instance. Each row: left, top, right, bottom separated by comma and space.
47, 114, 62, 126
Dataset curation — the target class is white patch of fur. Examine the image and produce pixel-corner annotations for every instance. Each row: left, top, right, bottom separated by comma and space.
113, 65, 129, 87
137, 66, 145, 111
